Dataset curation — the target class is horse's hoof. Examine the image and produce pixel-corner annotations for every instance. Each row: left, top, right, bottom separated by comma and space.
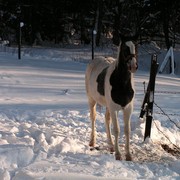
109, 147, 115, 153
126, 154, 132, 161
89, 141, 95, 147
115, 154, 122, 160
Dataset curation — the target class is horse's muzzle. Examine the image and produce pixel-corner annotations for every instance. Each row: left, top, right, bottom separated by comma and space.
130, 57, 138, 73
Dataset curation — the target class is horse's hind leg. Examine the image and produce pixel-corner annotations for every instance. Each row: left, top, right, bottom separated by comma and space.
105, 108, 114, 152
88, 98, 97, 147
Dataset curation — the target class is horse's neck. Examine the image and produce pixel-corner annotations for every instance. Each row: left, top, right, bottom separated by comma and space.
116, 57, 129, 74
114, 49, 132, 80
117, 51, 126, 67
113, 61, 131, 85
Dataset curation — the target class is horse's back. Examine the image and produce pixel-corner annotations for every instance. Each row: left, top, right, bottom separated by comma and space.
85, 56, 115, 85
85, 56, 115, 105
87, 56, 114, 70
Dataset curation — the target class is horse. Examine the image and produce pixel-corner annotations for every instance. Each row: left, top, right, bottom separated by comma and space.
85, 38, 138, 161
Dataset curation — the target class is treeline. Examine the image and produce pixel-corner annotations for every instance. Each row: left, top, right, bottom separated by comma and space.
0, 0, 180, 48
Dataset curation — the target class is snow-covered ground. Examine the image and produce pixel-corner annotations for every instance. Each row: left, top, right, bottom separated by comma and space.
0, 46, 179, 180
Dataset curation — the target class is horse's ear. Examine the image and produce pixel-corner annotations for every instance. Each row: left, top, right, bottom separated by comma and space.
119, 33, 126, 43
121, 33, 139, 43
112, 31, 139, 46
112, 30, 121, 46
131, 33, 139, 42
112, 31, 128, 45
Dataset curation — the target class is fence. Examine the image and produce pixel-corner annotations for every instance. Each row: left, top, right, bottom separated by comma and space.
141, 81, 180, 156
141, 81, 180, 127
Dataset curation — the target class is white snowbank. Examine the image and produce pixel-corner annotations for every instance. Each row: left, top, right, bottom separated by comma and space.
0, 47, 179, 180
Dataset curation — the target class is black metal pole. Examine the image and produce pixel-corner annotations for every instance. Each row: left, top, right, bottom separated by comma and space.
17, 6, 21, 60
92, 29, 94, 60
18, 21, 21, 60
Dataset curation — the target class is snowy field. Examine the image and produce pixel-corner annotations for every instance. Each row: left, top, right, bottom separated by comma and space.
0, 46, 179, 179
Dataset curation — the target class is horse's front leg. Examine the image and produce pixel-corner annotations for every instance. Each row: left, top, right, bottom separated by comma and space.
105, 108, 114, 152
110, 110, 121, 160
123, 104, 133, 161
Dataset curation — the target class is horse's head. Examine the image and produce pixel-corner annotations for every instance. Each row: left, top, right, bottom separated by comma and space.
118, 37, 138, 73
119, 40, 138, 73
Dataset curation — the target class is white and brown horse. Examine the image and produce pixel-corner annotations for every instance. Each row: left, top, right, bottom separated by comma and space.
85, 38, 138, 161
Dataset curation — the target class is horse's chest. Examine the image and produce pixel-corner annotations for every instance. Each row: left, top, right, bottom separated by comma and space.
109, 71, 134, 107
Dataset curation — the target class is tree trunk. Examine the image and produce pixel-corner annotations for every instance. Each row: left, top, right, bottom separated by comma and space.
162, 0, 171, 50
112, 0, 122, 46
163, 18, 171, 49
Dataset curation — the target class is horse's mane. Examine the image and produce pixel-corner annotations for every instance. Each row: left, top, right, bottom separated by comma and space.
115, 42, 122, 67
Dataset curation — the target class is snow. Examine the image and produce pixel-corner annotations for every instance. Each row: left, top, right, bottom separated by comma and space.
0, 46, 179, 180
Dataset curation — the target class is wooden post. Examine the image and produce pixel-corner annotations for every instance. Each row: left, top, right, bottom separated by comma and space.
139, 54, 159, 141
159, 47, 174, 74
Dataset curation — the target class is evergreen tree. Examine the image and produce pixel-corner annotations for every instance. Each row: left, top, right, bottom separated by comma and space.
0, 0, 179, 47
